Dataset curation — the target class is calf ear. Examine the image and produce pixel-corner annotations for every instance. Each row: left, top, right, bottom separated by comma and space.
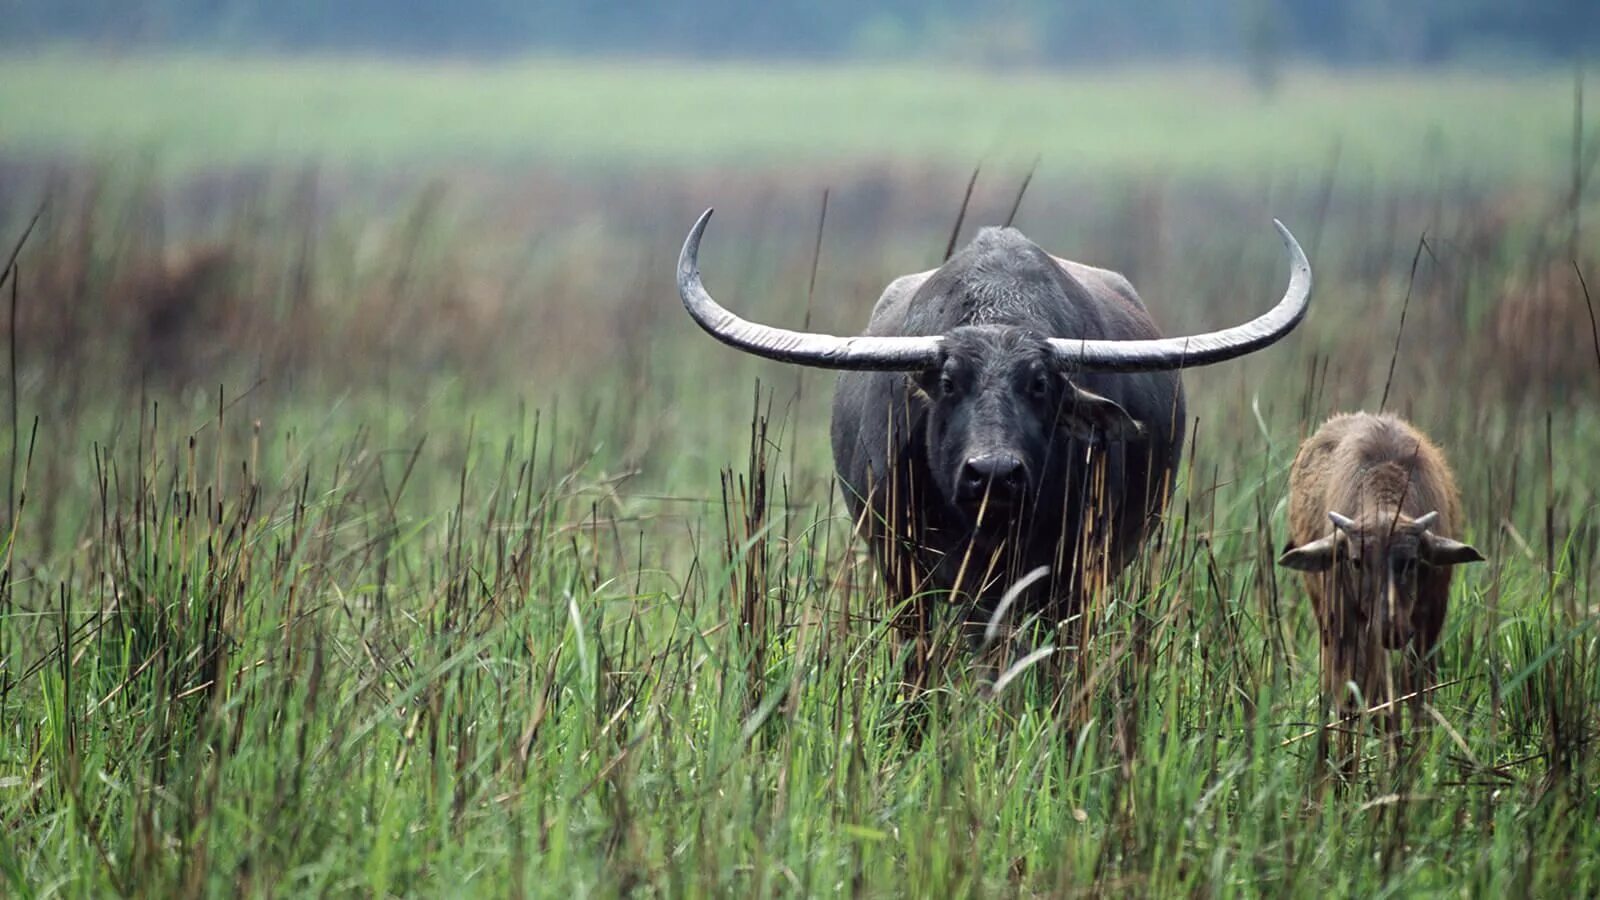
1278, 534, 1339, 571
1059, 382, 1145, 443
1419, 533, 1486, 566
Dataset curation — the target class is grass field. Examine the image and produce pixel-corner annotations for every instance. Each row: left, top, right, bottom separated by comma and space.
0, 52, 1588, 184
1, 54, 1599, 897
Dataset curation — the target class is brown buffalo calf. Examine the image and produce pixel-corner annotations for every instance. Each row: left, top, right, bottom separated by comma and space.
1278, 412, 1484, 765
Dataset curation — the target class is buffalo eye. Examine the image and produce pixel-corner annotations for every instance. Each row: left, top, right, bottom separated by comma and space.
1028, 370, 1052, 400
1391, 556, 1418, 582
939, 371, 957, 396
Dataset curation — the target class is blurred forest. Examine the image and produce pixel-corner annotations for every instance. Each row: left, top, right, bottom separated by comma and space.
5, 1, 1597, 67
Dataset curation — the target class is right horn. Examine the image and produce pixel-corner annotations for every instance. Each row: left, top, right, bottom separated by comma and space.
676, 209, 944, 371
1048, 219, 1312, 373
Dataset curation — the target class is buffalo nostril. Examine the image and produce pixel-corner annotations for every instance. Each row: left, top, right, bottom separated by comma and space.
957, 466, 985, 501
959, 454, 1027, 503
960, 466, 984, 494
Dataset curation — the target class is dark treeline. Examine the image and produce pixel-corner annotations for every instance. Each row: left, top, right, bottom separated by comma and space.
6, 0, 1598, 65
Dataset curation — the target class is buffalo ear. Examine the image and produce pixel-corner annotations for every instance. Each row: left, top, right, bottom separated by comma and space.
1059, 382, 1145, 443
1278, 534, 1339, 571
911, 350, 952, 401
908, 372, 935, 403
1419, 533, 1485, 567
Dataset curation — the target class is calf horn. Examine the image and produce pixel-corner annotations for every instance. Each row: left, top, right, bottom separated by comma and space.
677, 208, 1313, 373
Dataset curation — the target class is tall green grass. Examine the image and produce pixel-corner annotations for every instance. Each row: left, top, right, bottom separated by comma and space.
0, 159, 1597, 895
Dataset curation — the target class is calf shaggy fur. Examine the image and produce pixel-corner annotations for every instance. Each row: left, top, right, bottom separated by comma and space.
1278, 413, 1483, 761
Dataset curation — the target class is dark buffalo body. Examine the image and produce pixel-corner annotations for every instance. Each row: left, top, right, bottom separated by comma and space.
830, 227, 1184, 622
676, 207, 1311, 646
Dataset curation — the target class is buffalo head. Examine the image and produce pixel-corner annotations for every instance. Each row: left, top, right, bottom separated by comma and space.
914, 326, 1142, 529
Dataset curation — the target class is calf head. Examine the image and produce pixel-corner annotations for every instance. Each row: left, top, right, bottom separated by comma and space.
1279, 510, 1484, 648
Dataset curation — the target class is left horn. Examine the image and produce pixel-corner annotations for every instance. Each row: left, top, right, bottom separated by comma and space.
1048, 219, 1313, 372
677, 209, 944, 371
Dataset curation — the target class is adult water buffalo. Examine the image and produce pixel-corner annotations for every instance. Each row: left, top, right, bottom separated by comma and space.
677, 208, 1312, 643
